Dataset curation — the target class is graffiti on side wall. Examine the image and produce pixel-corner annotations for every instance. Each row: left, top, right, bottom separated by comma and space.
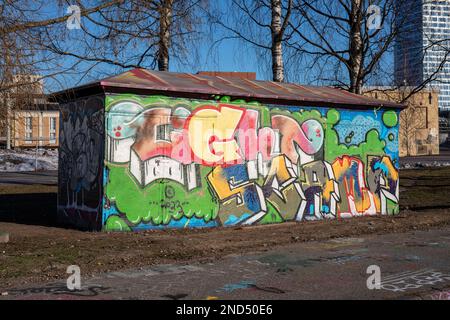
102, 94, 399, 231
58, 96, 104, 230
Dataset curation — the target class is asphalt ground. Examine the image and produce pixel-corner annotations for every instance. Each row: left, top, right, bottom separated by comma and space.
1, 226, 449, 300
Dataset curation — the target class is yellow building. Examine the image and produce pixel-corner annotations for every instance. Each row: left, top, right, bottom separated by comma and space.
0, 75, 60, 149
10, 104, 60, 148
364, 88, 439, 157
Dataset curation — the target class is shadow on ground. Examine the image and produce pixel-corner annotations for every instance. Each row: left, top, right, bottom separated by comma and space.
0, 193, 57, 227
0, 166, 450, 228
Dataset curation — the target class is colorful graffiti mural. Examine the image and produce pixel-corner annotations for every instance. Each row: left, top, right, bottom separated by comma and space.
101, 94, 400, 231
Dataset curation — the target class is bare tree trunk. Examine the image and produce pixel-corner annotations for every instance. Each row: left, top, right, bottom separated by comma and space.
271, 0, 284, 82
6, 101, 11, 150
3, 39, 13, 150
348, 0, 363, 94
158, 0, 174, 71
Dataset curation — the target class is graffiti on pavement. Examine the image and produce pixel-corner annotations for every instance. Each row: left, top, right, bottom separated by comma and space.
8, 284, 111, 297
380, 269, 450, 292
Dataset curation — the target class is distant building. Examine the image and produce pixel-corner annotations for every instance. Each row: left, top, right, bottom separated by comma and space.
0, 75, 60, 149
364, 87, 440, 156
395, 0, 450, 111
9, 101, 60, 148
11, 74, 45, 95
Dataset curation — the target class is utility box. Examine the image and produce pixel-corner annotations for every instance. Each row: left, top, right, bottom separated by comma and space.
53, 68, 405, 231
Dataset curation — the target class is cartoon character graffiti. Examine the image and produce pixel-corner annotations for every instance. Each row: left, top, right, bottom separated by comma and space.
106, 101, 143, 163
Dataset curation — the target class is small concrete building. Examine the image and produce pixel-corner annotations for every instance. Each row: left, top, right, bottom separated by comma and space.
52, 68, 404, 231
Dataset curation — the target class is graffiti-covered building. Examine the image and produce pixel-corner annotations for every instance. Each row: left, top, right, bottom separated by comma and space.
52, 68, 405, 231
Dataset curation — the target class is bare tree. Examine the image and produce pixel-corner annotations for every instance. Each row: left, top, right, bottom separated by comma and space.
288, 0, 406, 93
158, 0, 174, 71
289, 0, 450, 101
271, 0, 292, 81
362, 34, 450, 108
0, 0, 125, 148
37, 0, 206, 75
397, 39, 450, 104
2, 0, 206, 91
400, 102, 423, 156
0, 0, 126, 94
207, 0, 293, 82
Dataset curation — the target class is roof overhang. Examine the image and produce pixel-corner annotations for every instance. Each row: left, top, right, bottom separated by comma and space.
50, 68, 406, 110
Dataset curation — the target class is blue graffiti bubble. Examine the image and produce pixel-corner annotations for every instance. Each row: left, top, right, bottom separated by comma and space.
106, 101, 144, 139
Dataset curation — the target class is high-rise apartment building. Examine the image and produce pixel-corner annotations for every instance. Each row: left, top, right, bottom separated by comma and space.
395, 0, 450, 111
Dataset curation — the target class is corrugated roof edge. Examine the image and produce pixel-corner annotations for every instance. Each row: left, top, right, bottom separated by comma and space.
49, 68, 406, 110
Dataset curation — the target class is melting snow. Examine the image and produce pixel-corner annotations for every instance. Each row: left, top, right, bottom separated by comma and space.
0, 149, 58, 172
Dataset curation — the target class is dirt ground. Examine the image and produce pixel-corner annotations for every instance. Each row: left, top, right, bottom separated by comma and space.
400, 167, 450, 209
1, 167, 450, 290
1, 209, 449, 290
0, 184, 55, 195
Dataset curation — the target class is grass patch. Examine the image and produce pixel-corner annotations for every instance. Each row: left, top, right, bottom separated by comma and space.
0, 184, 56, 195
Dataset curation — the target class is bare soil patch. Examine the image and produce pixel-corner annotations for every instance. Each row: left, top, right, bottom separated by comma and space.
1, 208, 449, 290
1, 167, 450, 289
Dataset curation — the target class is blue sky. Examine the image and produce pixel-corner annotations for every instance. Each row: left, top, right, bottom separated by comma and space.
35, 1, 269, 92
34, 1, 394, 93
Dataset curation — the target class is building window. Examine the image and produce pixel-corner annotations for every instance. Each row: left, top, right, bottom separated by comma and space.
25, 117, 33, 143
49, 117, 57, 143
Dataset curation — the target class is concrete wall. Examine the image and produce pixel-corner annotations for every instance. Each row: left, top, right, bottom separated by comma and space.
57, 95, 105, 230
102, 94, 400, 231
364, 89, 439, 157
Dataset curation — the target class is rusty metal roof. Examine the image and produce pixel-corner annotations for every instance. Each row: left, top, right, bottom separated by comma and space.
52, 68, 405, 109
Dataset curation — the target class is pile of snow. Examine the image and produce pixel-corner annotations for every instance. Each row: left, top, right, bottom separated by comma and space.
400, 161, 450, 169
0, 149, 58, 172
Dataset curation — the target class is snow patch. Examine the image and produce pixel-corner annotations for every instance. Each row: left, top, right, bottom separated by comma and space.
400, 161, 450, 169
0, 149, 58, 172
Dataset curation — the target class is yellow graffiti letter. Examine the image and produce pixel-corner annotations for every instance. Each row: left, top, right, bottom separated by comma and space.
188, 105, 243, 165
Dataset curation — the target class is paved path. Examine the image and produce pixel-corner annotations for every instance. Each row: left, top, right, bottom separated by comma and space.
0, 170, 57, 185
2, 227, 450, 300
